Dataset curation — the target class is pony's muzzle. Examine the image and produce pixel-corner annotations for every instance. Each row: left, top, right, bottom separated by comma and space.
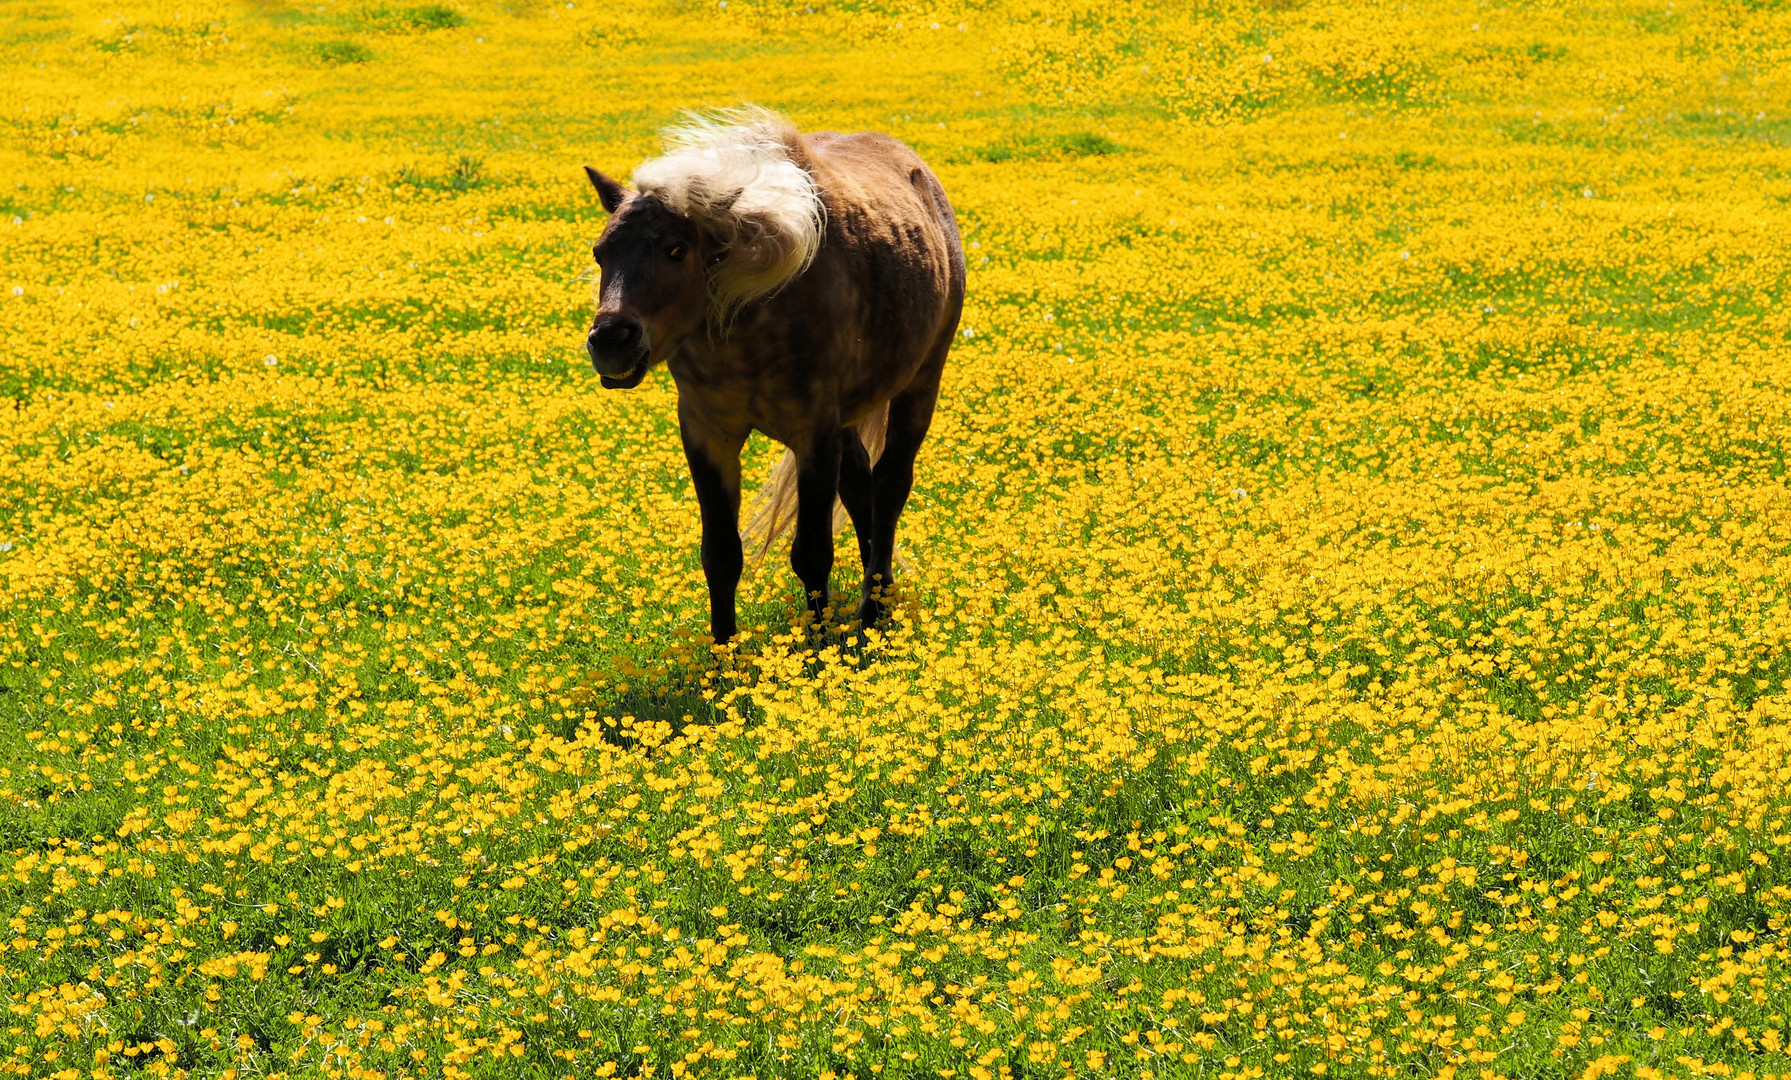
587, 316, 650, 386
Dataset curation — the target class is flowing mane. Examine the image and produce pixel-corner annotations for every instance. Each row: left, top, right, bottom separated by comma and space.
632, 107, 826, 325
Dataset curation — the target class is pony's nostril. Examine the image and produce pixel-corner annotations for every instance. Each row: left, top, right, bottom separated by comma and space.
594, 320, 641, 353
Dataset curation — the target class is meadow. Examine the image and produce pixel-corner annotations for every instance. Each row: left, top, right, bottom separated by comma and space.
4, 0, 1791, 1077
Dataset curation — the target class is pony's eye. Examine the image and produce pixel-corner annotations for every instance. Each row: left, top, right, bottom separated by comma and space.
666, 244, 688, 262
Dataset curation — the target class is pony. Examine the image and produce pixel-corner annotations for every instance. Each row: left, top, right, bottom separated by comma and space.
581, 107, 965, 643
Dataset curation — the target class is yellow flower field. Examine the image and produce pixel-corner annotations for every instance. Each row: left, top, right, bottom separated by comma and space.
3, 0, 1790, 1077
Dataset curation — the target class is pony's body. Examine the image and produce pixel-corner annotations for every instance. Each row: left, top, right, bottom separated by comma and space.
583, 112, 964, 641
669, 132, 959, 451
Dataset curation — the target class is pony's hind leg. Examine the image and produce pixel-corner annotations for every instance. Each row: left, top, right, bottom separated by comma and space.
789, 429, 842, 627
862, 376, 942, 627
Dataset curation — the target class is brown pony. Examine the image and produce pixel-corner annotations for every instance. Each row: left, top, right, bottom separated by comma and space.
581, 108, 965, 643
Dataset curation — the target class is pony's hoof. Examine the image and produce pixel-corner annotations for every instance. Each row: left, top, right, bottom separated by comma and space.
856, 597, 882, 629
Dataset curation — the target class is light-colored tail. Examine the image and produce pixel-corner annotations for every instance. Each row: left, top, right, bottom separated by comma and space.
741, 405, 889, 565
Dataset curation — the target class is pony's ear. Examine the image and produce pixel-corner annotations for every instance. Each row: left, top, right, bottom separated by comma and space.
582, 165, 628, 214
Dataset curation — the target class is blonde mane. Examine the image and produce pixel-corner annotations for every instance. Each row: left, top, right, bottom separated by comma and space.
632, 107, 826, 326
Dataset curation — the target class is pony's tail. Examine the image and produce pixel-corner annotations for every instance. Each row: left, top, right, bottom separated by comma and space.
741, 405, 889, 565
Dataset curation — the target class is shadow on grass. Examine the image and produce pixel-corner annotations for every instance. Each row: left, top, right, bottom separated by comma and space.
575, 685, 733, 752
548, 593, 919, 752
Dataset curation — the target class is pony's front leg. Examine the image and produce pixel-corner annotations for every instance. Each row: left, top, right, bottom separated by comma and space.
835, 429, 879, 626
679, 410, 746, 644
789, 428, 841, 627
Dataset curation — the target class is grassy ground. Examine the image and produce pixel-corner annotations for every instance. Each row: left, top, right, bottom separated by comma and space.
3, 1, 1791, 1078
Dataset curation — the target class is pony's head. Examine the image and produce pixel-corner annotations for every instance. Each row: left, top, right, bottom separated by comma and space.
582, 169, 709, 388
582, 107, 825, 389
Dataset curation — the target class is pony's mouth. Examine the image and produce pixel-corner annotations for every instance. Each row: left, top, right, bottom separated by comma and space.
599, 360, 649, 390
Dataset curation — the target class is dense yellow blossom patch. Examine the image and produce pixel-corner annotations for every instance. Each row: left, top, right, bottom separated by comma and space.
3, 0, 1791, 1078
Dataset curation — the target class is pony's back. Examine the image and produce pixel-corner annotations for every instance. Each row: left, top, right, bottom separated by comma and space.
798, 130, 964, 318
